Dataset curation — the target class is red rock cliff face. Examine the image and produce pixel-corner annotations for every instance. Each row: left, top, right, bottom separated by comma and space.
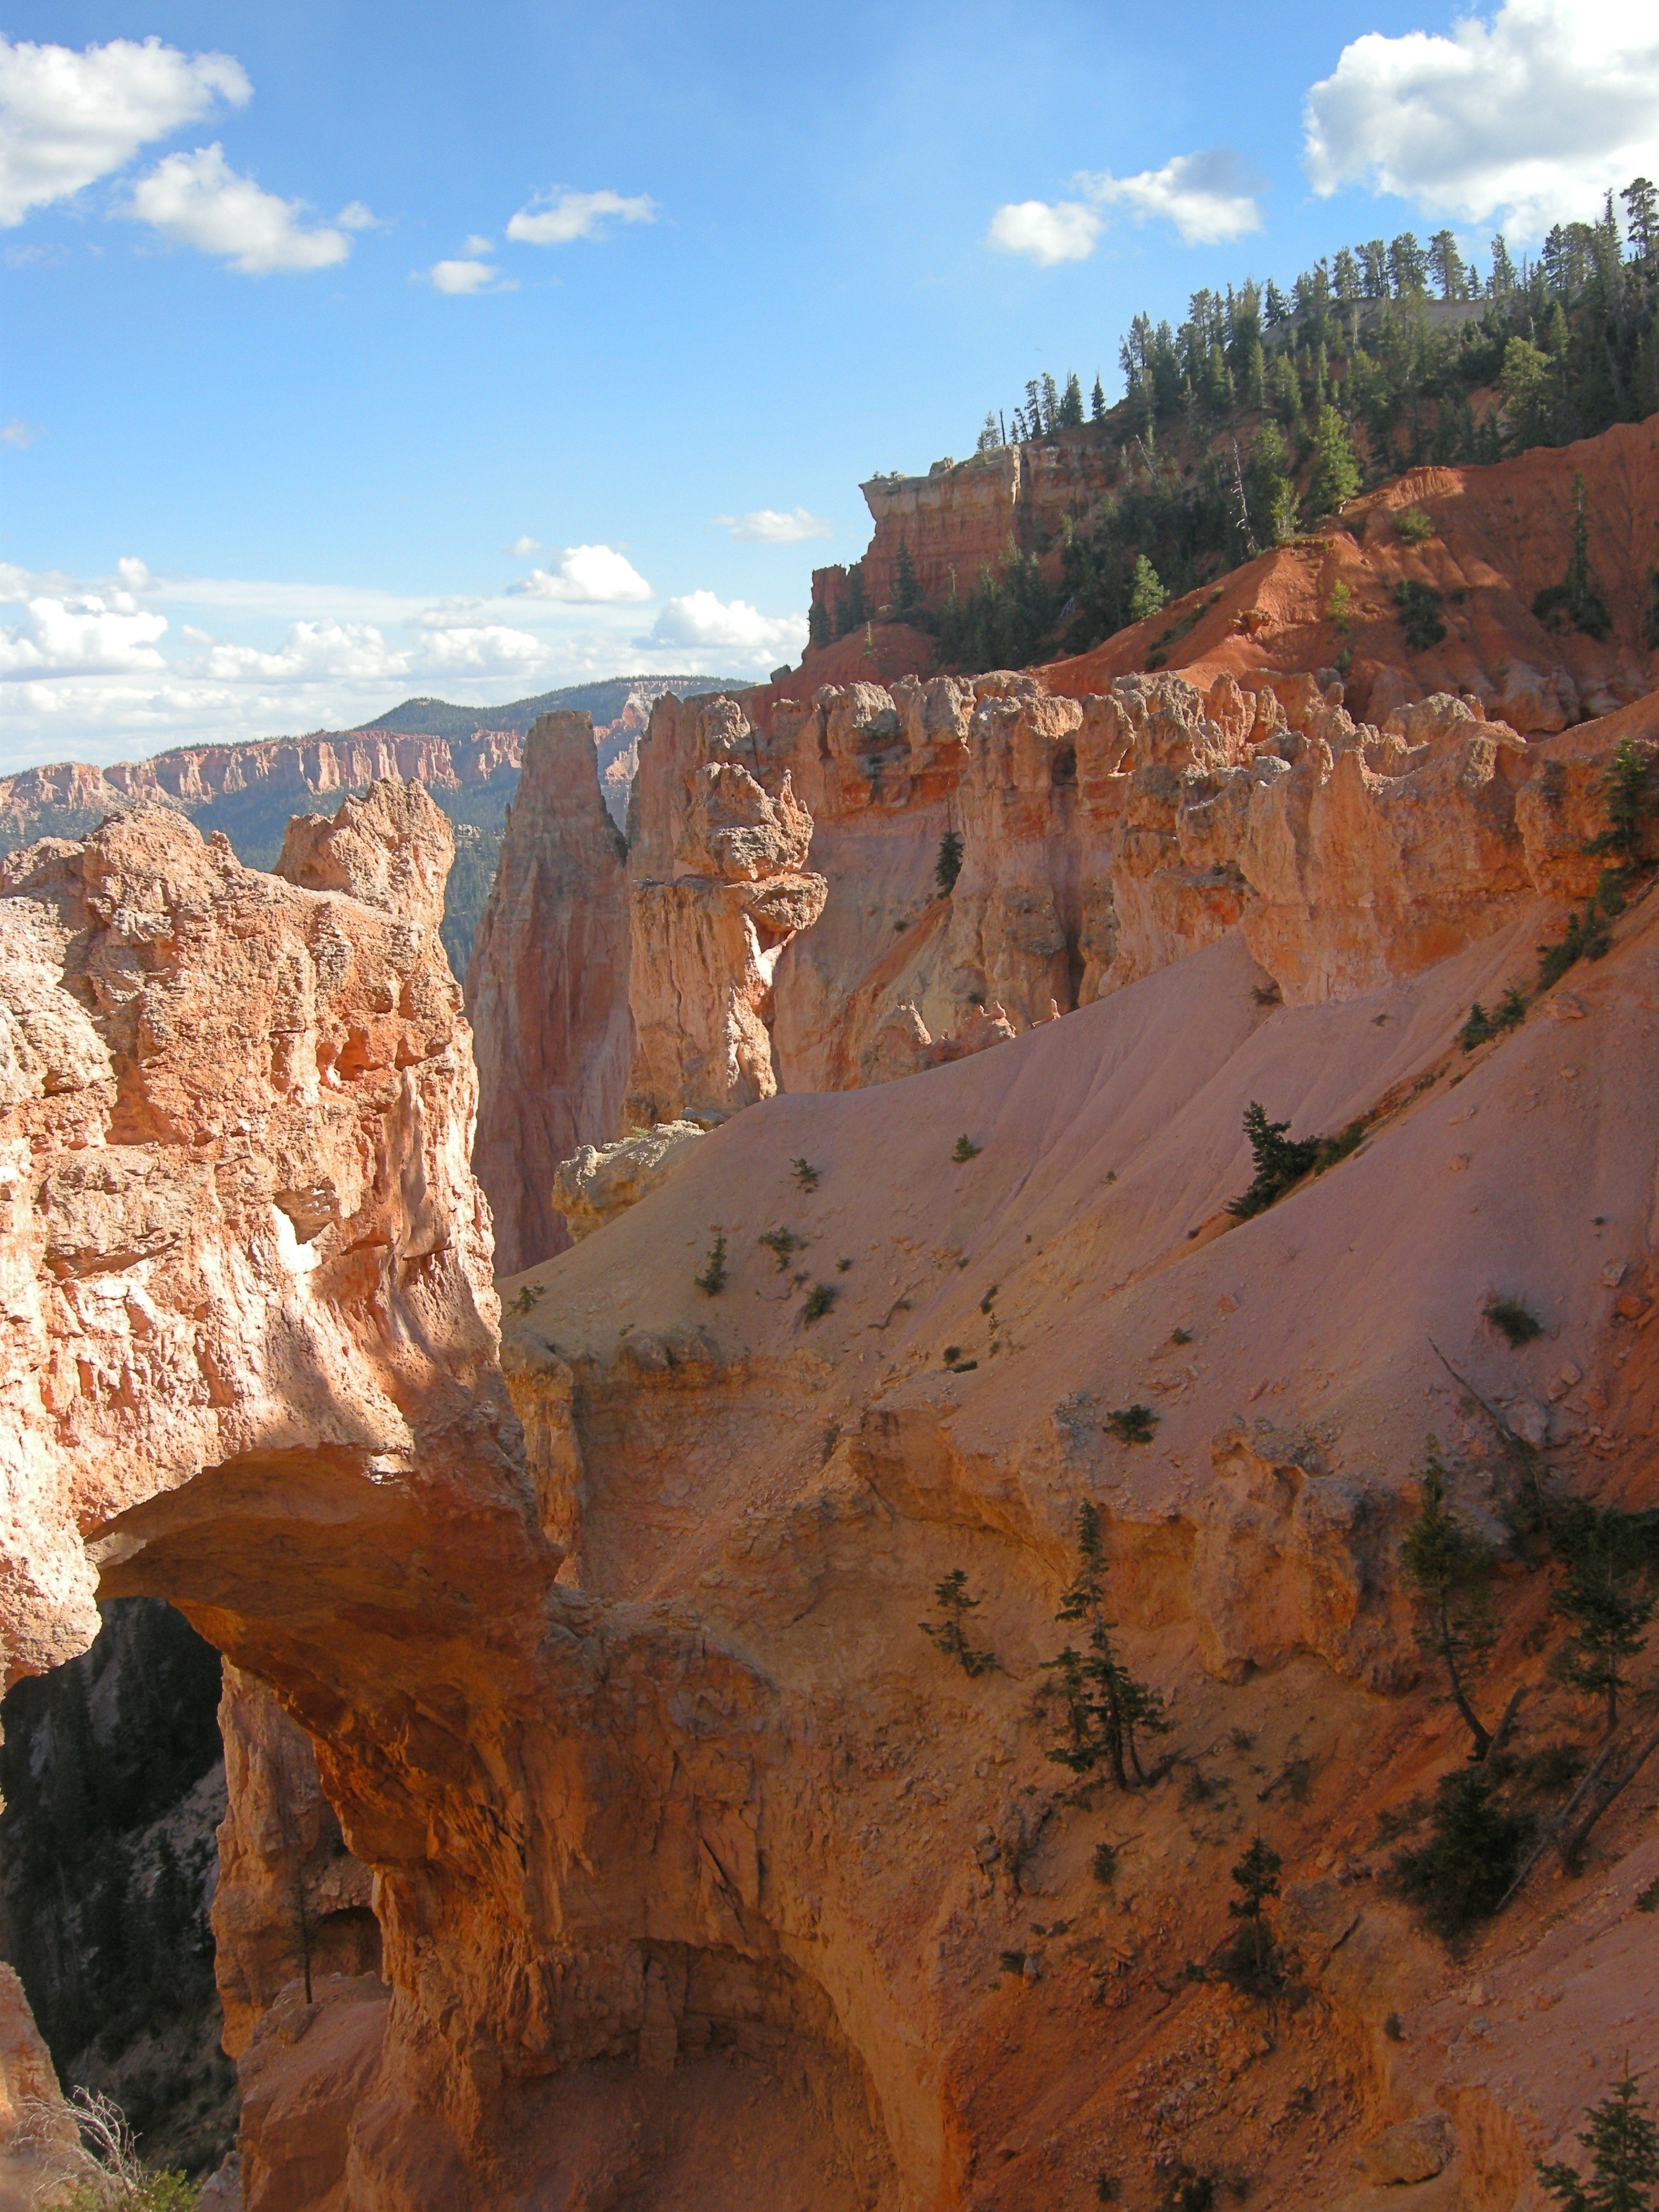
465, 712, 633, 1275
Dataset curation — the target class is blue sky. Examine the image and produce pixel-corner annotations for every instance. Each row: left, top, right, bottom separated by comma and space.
3, 0, 1656, 768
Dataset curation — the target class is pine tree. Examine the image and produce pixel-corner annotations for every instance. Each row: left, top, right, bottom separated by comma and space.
920, 1569, 996, 1676
1090, 374, 1107, 421
1428, 229, 1467, 299
844, 562, 869, 628
977, 410, 1001, 454
894, 537, 921, 614
1042, 1503, 1170, 1791
1623, 177, 1658, 263
808, 597, 831, 651
1060, 372, 1086, 427
934, 828, 964, 896
1489, 233, 1519, 294
1307, 405, 1361, 515
1539, 2071, 1659, 2211
1218, 1838, 1284, 1998
1127, 555, 1166, 624
1359, 240, 1388, 299
1551, 1515, 1655, 1731
1389, 232, 1428, 294
1400, 1453, 1499, 1759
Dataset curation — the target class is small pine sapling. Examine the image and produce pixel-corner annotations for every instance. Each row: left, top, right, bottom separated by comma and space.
1582, 737, 1655, 901
1550, 1513, 1656, 1732
1217, 1837, 1284, 2000
791, 1157, 821, 1191
1228, 1100, 1322, 1218
512, 1282, 545, 1314
1538, 2069, 1659, 2211
920, 1568, 997, 1676
952, 1134, 981, 1162
1497, 984, 1528, 1031
802, 1282, 838, 1323
759, 1227, 801, 1271
935, 829, 965, 897
1386, 1766, 1533, 1941
1400, 1452, 1500, 1759
1460, 1002, 1496, 1051
694, 1232, 729, 1296
1105, 1405, 1159, 1444
1539, 905, 1612, 989
1394, 505, 1434, 545
1042, 1502, 1170, 1790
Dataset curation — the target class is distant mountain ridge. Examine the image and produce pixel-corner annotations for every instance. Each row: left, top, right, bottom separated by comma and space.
0, 673, 743, 980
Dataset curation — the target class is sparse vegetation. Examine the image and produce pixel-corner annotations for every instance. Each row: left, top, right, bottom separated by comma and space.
1105, 1405, 1159, 1444
1400, 1452, 1500, 1759
19, 2087, 202, 2211
1215, 1837, 1285, 2000
1228, 1101, 1322, 1218
1637, 1875, 1659, 1912
759, 1227, 802, 1271
1042, 1502, 1171, 1790
1485, 1296, 1544, 1346
1532, 471, 1612, 639
1393, 505, 1434, 544
1386, 1765, 1533, 1941
1549, 1509, 1656, 1731
1538, 904, 1613, 988
1394, 577, 1447, 650
1538, 2069, 1659, 2210
511, 1282, 545, 1314
802, 1282, 838, 1323
952, 1134, 982, 1162
920, 1568, 997, 1677
935, 829, 964, 898
1583, 735, 1656, 883
791, 1157, 821, 1191
1091, 1841, 1119, 1886
694, 1232, 729, 1296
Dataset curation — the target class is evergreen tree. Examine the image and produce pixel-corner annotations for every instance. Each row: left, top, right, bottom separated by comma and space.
1503, 336, 1557, 451
1623, 177, 1658, 263
894, 537, 922, 614
1307, 405, 1361, 515
1059, 371, 1086, 427
1428, 229, 1467, 299
1127, 555, 1166, 624
1359, 239, 1389, 298
934, 827, 964, 896
808, 597, 831, 651
1246, 422, 1297, 545
1089, 373, 1107, 421
976, 410, 1001, 455
920, 1568, 996, 1677
1400, 1453, 1499, 1758
1551, 1514, 1655, 1731
1263, 278, 1289, 325
1539, 2071, 1659, 2211
1041, 371, 1060, 432
1489, 233, 1519, 294
1389, 232, 1429, 293
1042, 1502, 1170, 1791
1218, 1838, 1284, 1998
844, 563, 869, 629
1332, 246, 1360, 301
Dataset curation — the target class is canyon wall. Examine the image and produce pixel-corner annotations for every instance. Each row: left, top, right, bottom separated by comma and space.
465, 712, 633, 1275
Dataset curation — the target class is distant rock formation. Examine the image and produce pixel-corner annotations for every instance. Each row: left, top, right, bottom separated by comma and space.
549, 1120, 704, 1243
465, 712, 633, 1274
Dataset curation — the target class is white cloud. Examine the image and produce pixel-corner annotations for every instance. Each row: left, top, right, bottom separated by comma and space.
987, 200, 1102, 266
989, 149, 1262, 265
510, 544, 652, 604
505, 187, 656, 247
1303, 0, 1659, 235
461, 232, 491, 255
716, 507, 833, 544
505, 535, 540, 557
184, 618, 404, 682
336, 201, 378, 231
0, 594, 168, 679
126, 144, 350, 273
1084, 150, 1262, 244
1, 418, 43, 448
641, 590, 805, 670
418, 623, 546, 672
116, 556, 151, 592
0, 32, 248, 226
422, 254, 515, 296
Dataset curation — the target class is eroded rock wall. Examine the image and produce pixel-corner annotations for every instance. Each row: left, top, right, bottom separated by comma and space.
465, 711, 633, 1274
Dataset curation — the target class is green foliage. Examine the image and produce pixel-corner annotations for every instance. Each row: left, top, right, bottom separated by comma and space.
1401, 1452, 1500, 1758
1394, 505, 1434, 544
1217, 1837, 1285, 1999
1538, 2071, 1659, 2211
1307, 405, 1360, 514
920, 1568, 997, 1676
1228, 1100, 1322, 1219
1499, 985, 1529, 1030
1460, 1002, 1497, 1051
1394, 577, 1447, 650
1584, 738, 1655, 869
807, 596, 831, 650
894, 536, 922, 614
1550, 1511, 1656, 1730
1539, 903, 1613, 987
1043, 1502, 1171, 1790
1485, 1296, 1543, 1346
1091, 1841, 1118, 1886
935, 828, 964, 897
1387, 1766, 1533, 1941
1105, 1405, 1159, 1444
693, 1232, 728, 1296
1128, 554, 1167, 624
759, 1227, 801, 1272
791, 1157, 821, 1191
1533, 472, 1612, 640
1637, 1876, 1659, 1913
952, 1134, 981, 1162
802, 1281, 838, 1323
511, 1281, 545, 1314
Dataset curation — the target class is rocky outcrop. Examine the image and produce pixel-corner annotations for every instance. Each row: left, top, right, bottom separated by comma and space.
548, 1120, 704, 1242
465, 712, 633, 1274
625, 693, 827, 1125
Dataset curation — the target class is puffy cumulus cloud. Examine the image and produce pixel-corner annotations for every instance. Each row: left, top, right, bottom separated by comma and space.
715, 507, 833, 544
0, 32, 247, 226
987, 199, 1101, 266
422, 254, 516, 296
989, 149, 1261, 264
126, 144, 351, 274
416, 623, 546, 673
116, 556, 151, 592
1083, 150, 1262, 244
505, 535, 541, 557
1303, 0, 1659, 234
510, 544, 652, 604
641, 591, 805, 670
0, 593, 168, 679
505, 187, 656, 247
182, 618, 405, 682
